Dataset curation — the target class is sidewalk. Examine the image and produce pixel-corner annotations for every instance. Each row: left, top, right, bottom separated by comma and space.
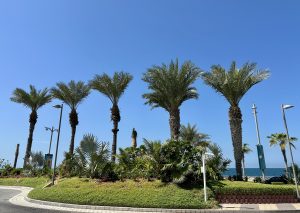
1, 186, 300, 212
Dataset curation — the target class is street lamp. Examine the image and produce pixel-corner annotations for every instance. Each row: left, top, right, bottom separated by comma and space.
252, 104, 266, 181
52, 104, 63, 186
45, 126, 58, 154
202, 152, 214, 202
282, 104, 299, 199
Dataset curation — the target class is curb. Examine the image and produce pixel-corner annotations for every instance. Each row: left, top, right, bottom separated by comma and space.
25, 196, 222, 212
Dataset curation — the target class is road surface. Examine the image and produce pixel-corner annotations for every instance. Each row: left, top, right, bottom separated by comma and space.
0, 189, 67, 213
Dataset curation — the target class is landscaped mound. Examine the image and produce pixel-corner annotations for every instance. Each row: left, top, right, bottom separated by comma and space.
28, 178, 218, 209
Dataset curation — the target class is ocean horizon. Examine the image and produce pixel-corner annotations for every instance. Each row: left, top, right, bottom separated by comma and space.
223, 168, 285, 177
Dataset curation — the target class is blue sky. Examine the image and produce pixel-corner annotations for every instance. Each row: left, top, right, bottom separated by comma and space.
0, 0, 299, 170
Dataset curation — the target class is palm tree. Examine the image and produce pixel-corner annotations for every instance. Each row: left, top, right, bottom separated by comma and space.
90, 72, 133, 162
267, 133, 297, 177
201, 61, 269, 180
143, 59, 201, 140
241, 143, 252, 178
51, 81, 90, 155
180, 123, 210, 147
11, 85, 52, 168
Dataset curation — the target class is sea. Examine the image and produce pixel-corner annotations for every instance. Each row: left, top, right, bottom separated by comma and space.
223, 168, 285, 178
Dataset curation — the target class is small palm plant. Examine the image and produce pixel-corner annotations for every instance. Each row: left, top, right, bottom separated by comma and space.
75, 134, 110, 178
11, 85, 52, 168
180, 123, 210, 147
241, 143, 252, 178
202, 61, 269, 180
143, 59, 201, 140
51, 81, 90, 155
267, 133, 297, 177
90, 72, 133, 162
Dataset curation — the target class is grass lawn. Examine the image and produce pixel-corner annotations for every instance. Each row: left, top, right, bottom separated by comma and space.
212, 180, 298, 195
28, 178, 217, 209
0, 177, 49, 188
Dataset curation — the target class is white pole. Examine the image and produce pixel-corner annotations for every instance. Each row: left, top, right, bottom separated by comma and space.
282, 105, 299, 199
252, 104, 266, 181
202, 153, 207, 202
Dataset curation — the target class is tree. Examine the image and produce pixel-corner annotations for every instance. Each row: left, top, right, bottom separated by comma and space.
51, 81, 90, 155
90, 72, 133, 162
201, 61, 269, 180
267, 133, 297, 177
11, 85, 52, 168
241, 143, 252, 178
180, 123, 210, 147
143, 59, 201, 140
131, 128, 137, 148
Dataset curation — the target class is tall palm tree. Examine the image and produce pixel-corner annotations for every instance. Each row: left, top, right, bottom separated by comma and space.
267, 133, 297, 177
202, 61, 269, 180
143, 59, 201, 140
90, 72, 133, 162
11, 85, 52, 168
241, 143, 252, 178
51, 81, 90, 155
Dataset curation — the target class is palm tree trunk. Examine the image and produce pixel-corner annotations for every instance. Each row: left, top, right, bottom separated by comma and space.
111, 104, 120, 162
13, 144, 20, 169
23, 110, 37, 168
281, 149, 289, 178
229, 105, 243, 180
69, 109, 78, 155
169, 108, 180, 140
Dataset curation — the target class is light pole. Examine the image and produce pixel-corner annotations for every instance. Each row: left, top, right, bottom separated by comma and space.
282, 104, 299, 199
45, 126, 58, 154
52, 104, 63, 186
202, 152, 214, 202
252, 104, 266, 181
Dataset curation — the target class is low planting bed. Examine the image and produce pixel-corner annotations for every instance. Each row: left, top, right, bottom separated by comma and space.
0, 177, 49, 188
213, 181, 299, 203
28, 178, 218, 209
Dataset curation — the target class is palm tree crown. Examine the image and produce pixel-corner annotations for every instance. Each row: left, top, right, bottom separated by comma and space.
201, 61, 270, 180
202, 62, 270, 106
11, 85, 52, 168
51, 81, 90, 110
180, 123, 210, 147
90, 72, 133, 162
142, 59, 201, 140
51, 80, 90, 155
11, 85, 52, 111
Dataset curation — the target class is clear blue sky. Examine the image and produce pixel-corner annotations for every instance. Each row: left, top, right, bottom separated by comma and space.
1, 0, 299, 169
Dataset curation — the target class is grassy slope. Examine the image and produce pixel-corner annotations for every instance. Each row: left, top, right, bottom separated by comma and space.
29, 178, 217, 209
0, 177, 49, 188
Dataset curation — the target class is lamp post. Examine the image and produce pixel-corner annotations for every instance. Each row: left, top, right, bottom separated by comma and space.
52, 104, 63, 186
282, 104, 299, 199
252, 104, 266, 181
45, 126, 58, 154
202, 152, 214, 202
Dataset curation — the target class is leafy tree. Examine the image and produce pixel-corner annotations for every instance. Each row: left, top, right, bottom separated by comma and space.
202, 61, 269, 180
142, 59, 201, 140
51, 81, 90, 155
11, 85, 52, 168
90, 72, 133, 162
241, 143, 252, 178
268, 133, 297, 177
30, 151, 45, 169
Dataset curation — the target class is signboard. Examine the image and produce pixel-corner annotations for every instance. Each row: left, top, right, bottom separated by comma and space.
256, 144, 266, 170
45, 154, 53, 169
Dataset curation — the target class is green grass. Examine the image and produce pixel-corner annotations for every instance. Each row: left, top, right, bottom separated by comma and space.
29, 178, 217, 209
0, 177, 49, 188
212, 180, 298, 195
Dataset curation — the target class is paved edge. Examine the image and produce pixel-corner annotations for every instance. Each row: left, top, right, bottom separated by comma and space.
1, 186, 300, 213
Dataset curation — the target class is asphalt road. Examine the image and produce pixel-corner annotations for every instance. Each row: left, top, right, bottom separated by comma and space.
0, 189, 67, 213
